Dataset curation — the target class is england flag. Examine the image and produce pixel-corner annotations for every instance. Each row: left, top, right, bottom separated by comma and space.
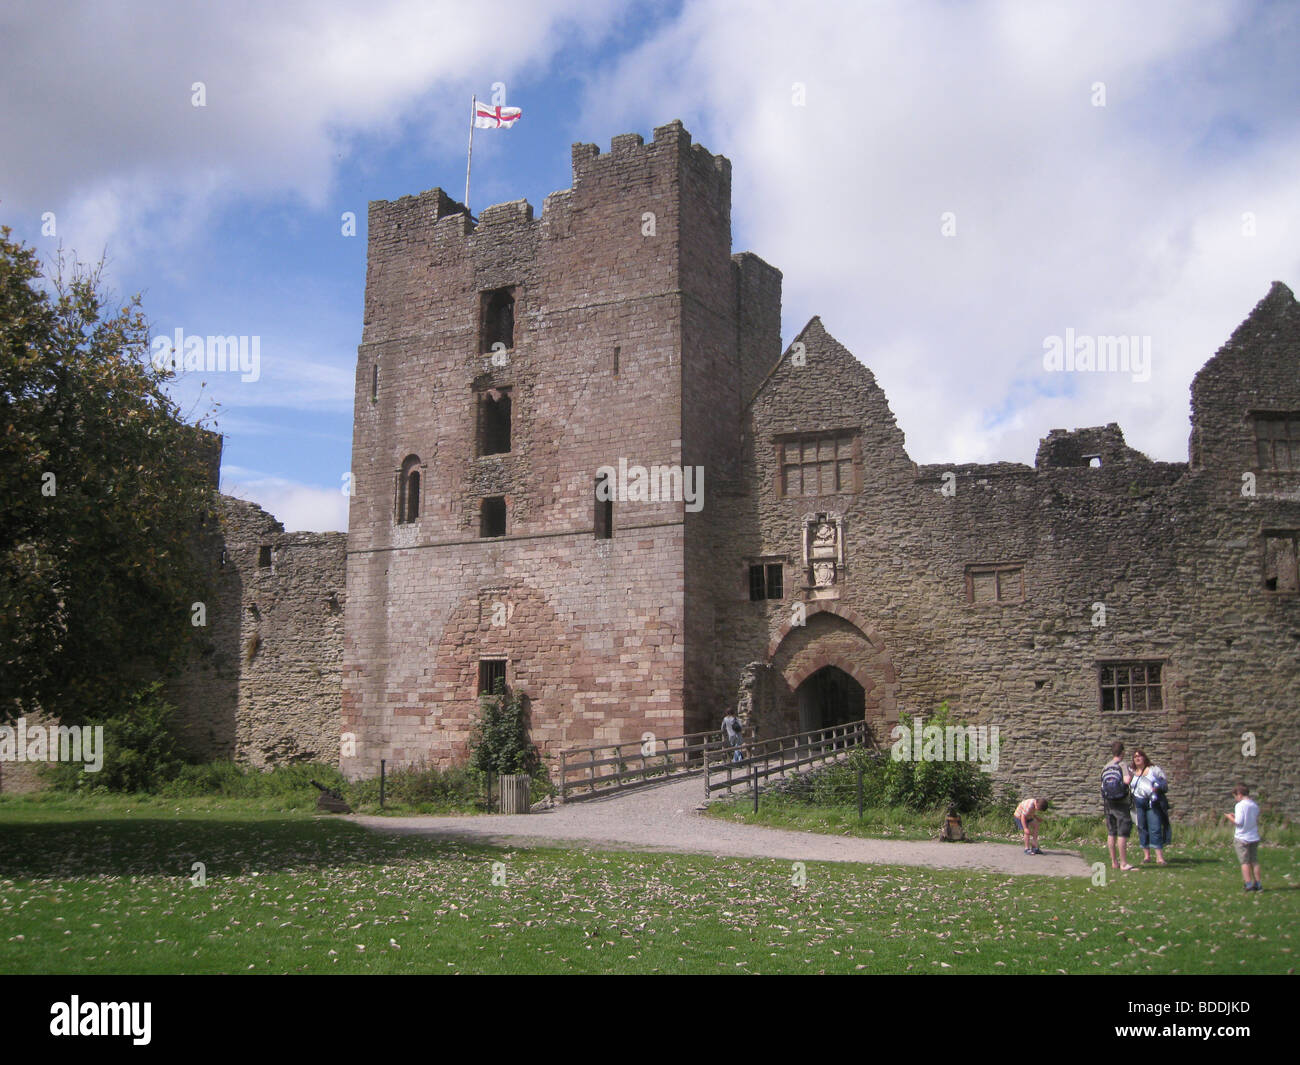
475, 103, 522, 129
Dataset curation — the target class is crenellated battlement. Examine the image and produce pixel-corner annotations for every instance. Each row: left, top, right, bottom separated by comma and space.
570, 119, 730, 197
366, 120, 732, 257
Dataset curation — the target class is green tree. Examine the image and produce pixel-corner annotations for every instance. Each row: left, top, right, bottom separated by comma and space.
0, 228, 215, 723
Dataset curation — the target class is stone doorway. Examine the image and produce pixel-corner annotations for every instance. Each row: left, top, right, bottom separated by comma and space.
797, 666, 865, 732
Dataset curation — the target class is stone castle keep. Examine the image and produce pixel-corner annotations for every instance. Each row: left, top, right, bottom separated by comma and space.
155, 121, 1300, 817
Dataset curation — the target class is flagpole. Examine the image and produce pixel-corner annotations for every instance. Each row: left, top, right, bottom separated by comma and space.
465, 94, 476, 211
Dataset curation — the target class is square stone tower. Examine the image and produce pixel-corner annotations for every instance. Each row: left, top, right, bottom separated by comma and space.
341, 121, 782, 776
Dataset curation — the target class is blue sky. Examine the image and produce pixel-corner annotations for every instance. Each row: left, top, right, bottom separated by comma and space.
3, 0, 1297, 530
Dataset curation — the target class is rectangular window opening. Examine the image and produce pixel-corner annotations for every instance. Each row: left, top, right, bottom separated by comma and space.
1252, 412, 1300, 472
477, 388, 511, 455
966, 563, 1024, 603
481, 287, 515, 352
1263, 532, 1300, 592
478, 659, 507, 697
480, 496, 507, 538
257, 545, 272, 568
1099, 661, 1163, 714
777, 431, 860, 498
748, 562, 784, 601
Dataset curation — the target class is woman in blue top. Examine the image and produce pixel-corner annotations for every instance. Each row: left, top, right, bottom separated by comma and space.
1130, 748, 1169, 865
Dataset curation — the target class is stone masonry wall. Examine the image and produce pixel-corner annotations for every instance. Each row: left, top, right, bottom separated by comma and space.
338, 121, 1297, 823
718, 289, 1299, 819
169, 494, 346, 767
343, 122, 749, 776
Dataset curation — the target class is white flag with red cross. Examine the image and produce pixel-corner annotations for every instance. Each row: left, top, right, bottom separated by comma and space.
474, 103, 522, 129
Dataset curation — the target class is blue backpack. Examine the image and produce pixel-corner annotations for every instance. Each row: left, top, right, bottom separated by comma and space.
1101, 763, 1128, 801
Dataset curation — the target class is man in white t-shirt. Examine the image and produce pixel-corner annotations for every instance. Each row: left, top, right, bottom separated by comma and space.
1223, 784, 1262, 892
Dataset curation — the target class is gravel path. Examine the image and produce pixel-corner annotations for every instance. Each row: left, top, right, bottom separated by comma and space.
350, 773, 1091, 878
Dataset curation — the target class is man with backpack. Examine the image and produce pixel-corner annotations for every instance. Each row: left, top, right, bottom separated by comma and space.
1102, 741, 1136, 871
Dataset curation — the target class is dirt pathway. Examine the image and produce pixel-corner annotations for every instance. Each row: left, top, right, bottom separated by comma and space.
350, 774, 1092, 878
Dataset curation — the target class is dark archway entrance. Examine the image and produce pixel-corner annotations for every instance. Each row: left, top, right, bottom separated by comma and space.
796, 666, 865, 732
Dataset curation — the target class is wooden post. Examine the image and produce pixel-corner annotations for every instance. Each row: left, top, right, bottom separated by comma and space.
560, 749, 567, 804
752, 759, 759, 813
379, 759, 386, 809
857, 765, 864, 819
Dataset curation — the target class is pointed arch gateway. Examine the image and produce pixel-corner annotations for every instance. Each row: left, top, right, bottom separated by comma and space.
762, 603, 899, 740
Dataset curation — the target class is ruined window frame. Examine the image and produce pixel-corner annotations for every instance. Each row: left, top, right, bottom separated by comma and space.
480, 286, 516, 353
1261, 528, 1300, 594
775, 431, 862, 499
965, 562, 1026, 605
476, 387, 512, 456
1251, 411, 1300, 472
1097, 660, 1164, 715
480, 496, 507, 538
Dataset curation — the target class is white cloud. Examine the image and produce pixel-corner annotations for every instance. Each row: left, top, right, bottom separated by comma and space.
0, 0, 625, 267
7, 0, 1296, 476
221, 467, 349, 532
575, 0, 1300, 465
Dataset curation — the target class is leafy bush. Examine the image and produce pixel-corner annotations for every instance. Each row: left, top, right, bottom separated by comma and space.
468, 683, 541, 778
43, 682, 185, 793
777, 703, 996, 814
876, 703, 995, 812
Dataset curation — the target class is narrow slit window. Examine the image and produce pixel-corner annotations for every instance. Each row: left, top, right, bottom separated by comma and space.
594, 475, 613, 539
406, 472, 420, 521
371, 364, 378, 402
257, 545, 272, 568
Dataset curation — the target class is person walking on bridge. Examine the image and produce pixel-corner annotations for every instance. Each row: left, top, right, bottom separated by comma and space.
722, 712, 744, 764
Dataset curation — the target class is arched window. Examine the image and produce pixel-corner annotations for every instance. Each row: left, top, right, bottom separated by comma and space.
397, 455, 422, 523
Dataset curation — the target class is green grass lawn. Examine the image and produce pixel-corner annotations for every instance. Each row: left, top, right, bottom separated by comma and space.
0, 796, 1294, 974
